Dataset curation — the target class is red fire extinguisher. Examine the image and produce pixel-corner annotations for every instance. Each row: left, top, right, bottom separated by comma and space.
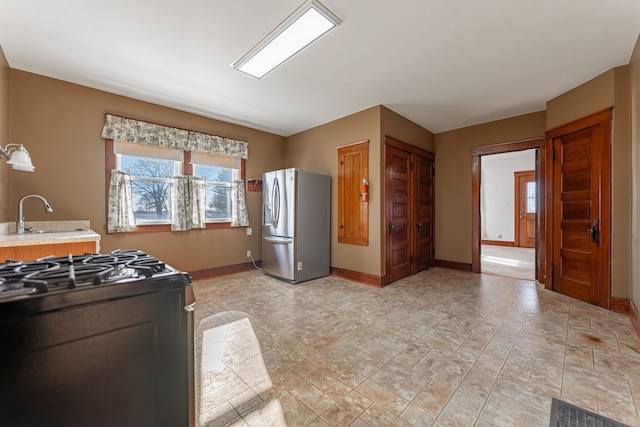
361, 178, 369, 202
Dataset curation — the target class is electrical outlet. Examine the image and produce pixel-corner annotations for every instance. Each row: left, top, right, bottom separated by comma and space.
247, 250, 251, 258
246, 228, 252, 236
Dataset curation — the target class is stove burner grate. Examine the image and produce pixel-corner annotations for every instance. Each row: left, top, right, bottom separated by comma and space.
24, 264, 116, 289
0, 250, 176, 300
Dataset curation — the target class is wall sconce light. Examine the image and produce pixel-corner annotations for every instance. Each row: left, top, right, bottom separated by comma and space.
0, 144, 35, 172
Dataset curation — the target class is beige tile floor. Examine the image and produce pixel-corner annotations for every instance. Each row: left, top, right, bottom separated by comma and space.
481, 245, 535, 281
193, 268, 640, 427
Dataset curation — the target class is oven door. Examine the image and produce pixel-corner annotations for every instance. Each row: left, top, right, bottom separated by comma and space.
0, 283, 193, 427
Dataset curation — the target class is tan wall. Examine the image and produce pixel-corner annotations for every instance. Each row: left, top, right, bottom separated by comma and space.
285, 106, 382, 275
0, 46, 10, 221
284, 105, 433, 277
379, 106, 435, 274
9, 70, 285, 273
433, 111, 546, 264
613, 66, 632, 299
380, 106, 435, 153
546, 67, 632, 298
630, 34, 640, 308
546, 69, 615, 131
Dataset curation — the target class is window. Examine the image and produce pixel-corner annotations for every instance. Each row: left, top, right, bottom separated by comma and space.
116, 140, 182, 224
526, 181, 536, 214
107, 139, 245, 232
192, 151, 241, 222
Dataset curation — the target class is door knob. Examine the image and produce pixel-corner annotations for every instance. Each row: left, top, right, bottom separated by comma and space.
587, 225, 599, 243
389, 223, 395, 235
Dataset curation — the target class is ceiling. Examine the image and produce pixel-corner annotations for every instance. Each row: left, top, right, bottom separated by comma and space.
1, 1, 639, 137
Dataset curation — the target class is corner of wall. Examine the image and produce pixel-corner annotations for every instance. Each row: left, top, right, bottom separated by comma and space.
546, 69, 615, 131
629, 33, 640, 309
0, 44, 11, 222
379, 105, 435, 153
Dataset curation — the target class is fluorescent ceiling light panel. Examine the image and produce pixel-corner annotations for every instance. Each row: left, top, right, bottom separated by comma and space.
232, 0, 341, 79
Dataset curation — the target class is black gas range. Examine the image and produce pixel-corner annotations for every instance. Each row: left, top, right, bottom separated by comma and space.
0, 249, 195, 427
0, 249, 192, 314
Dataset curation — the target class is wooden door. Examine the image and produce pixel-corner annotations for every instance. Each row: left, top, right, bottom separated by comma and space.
547, 110, 610, 308
338, 141, 369, 246
386, 145, 412, 283
514, 171, 536, 248
385, 137, 436, 284
415, 154, 435, 272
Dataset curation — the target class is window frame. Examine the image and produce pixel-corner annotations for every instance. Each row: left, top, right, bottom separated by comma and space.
105, 139, 246, 233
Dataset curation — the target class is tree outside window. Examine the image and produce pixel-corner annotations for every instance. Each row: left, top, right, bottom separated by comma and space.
117, 153, 239, 224
194, 164, 236, 221
120, 155, 178, 223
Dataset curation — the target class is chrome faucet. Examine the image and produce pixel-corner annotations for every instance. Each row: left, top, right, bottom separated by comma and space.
17, 194, 54, 234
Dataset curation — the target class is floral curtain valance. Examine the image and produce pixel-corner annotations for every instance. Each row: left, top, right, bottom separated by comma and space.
101, 114, 248, 159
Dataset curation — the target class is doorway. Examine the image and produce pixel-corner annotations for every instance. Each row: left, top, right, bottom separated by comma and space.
471, 138, 546, 282
478, 150, 537, 280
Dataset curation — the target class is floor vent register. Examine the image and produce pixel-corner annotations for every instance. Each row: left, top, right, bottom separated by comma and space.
549, 398, 630, 427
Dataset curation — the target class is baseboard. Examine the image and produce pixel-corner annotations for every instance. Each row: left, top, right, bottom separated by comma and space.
631, 301, 640, 341
611, 297, 630, 314
189, 261, 260, 280
609, 298, 640, 342
481, 240, 515, 247
435, 259, 473, 272
330, 266, 383, 288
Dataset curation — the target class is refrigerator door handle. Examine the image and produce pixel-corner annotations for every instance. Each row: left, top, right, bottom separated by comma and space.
263, 235, 293, 244
272, 177, 281, 228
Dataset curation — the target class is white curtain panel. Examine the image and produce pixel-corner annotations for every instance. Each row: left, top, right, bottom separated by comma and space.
231, 180, 249, 227
171, 176, 206, 231
107, 170, 137, 233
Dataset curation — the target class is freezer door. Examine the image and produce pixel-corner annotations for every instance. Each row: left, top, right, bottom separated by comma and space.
262, 169, 295, 238
262, 235, 295, 281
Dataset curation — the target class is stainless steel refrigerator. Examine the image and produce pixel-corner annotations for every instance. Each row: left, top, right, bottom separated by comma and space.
262, 168, 330, 283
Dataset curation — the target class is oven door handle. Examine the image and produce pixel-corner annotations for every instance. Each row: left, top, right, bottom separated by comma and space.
184, 284, 196, 312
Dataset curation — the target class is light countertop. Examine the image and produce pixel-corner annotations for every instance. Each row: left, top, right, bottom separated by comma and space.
0, 221, 101, 248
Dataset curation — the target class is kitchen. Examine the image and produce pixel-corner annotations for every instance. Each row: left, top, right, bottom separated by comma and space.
1, 0, 640, 425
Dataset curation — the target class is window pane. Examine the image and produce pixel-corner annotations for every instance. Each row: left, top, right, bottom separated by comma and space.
206, 185, 230, 221
121, 154, 178, 178
131, 178, 171, 223
194, 164, 233, 182
527, 181, 536, 213
119, 154, 178, 224
194, 163, 238, 222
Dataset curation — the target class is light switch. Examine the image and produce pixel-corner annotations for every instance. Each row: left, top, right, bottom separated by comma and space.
247, 228, 252, 236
